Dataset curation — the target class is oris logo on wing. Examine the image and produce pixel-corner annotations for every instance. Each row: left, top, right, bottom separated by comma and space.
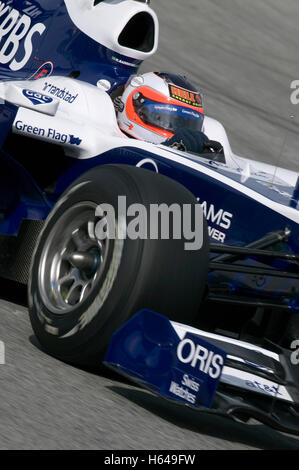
22, 89, 53, 106
177, 338, 225, 379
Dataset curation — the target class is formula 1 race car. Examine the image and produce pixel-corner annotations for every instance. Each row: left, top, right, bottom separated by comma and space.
0, 0, 298, 436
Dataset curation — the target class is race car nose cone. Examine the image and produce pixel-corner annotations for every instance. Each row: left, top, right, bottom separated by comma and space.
68, 252, 98, 273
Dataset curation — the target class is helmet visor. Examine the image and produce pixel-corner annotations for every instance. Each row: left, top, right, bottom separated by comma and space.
133, 97, 204, 133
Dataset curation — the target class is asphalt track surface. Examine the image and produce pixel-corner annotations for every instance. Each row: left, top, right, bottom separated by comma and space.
0, 0, 299, 451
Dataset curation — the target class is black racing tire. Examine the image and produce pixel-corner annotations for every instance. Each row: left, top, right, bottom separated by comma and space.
28, 164, 209, 367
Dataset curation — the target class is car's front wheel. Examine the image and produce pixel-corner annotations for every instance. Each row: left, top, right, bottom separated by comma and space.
28, 164, 209, 366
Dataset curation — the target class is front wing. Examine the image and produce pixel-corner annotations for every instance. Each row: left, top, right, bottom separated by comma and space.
105, 310, 299, 437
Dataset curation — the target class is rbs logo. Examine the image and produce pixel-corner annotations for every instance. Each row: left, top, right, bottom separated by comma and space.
22, 89, 53, 106
177, 338, 224, 379
0, 2, 46, 72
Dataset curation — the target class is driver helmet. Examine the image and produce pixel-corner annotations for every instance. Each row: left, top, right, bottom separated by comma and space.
117, 72, 205, 144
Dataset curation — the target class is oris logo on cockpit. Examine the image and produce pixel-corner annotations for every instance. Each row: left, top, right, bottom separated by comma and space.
0, 2, 46, 71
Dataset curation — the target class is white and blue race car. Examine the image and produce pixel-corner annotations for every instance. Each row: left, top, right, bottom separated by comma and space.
0, 0, 298, 436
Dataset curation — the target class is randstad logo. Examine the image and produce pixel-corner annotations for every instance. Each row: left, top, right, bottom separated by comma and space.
22, 89, 53, 106
42, 82, 78, 104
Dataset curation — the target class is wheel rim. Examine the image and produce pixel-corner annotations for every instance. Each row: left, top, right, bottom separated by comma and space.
38, 202, 110, 315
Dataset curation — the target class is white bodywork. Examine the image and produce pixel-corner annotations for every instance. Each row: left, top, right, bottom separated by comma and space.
0, 75, 298, 226
64, 0, 159, 61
